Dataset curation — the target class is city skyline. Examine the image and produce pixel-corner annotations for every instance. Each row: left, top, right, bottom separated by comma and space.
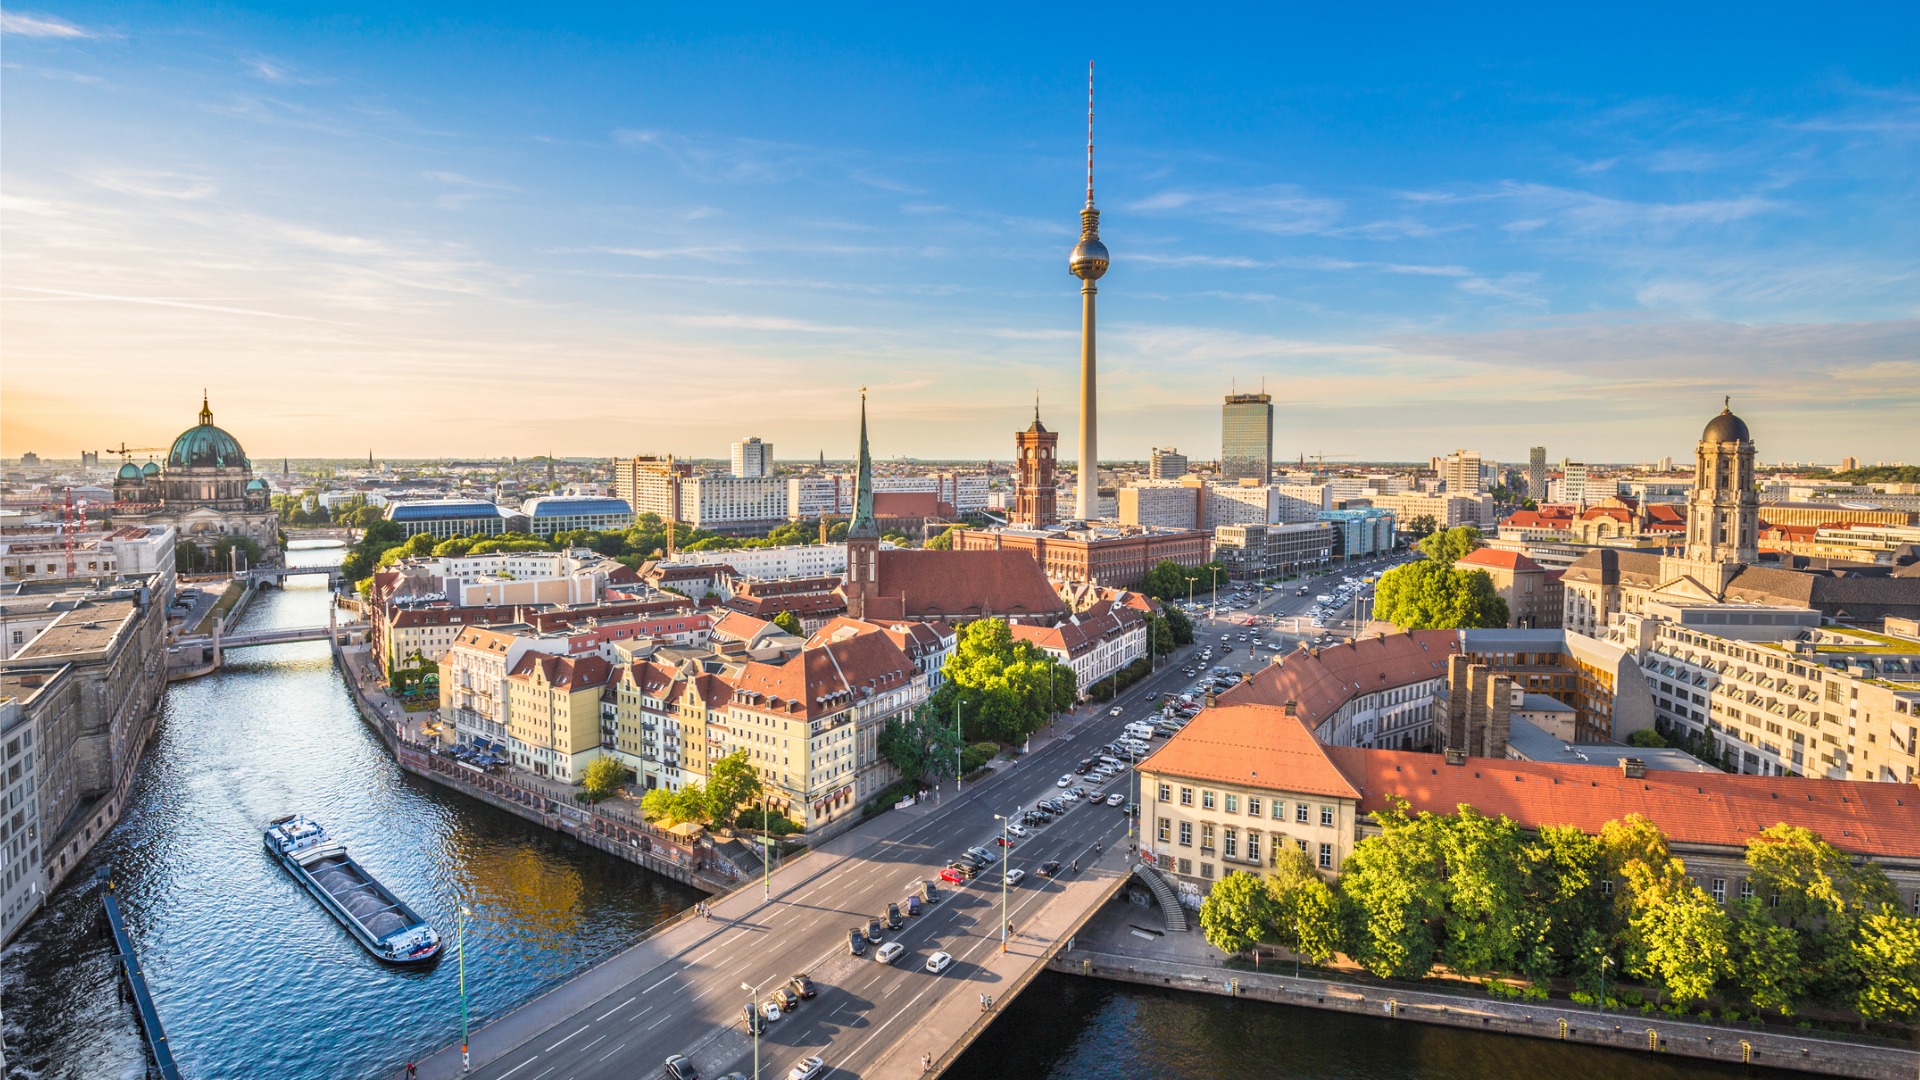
4, 6, 1918, 462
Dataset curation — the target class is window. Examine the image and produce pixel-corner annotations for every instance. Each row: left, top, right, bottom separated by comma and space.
1317, 843, 1333, 869
1248, 797, 1261, 818
1158, 818, 1171, 844
1271, 800, 1285, 820
1200, 823, 1215, 854
1180, 787, 1193, 806
1711, 878, 1726, 904
1295, 802, 1309, 824
1202, 790, 1216, 811
1178, 821, 1192, 846
1601, 879, 1613, 896
1246, 833, 1260, 865
1178, 858, 1191, 875
1223, 829, 1238, 859
1158, 782, 1171, 802
1201, 862, 1214, 880
1320, 805, 1334, 827
1297, 839, 1308, 853
1224, 794, 1239, 814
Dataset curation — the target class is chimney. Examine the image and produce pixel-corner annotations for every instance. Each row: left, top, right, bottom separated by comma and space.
1444, 747, 1467, 766
1283, 700, 1297, 718
1621, 757, 1647, 779
1204, 690, 1217, 707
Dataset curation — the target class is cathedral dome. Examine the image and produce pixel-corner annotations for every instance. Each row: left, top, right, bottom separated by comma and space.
246, 478, 268, 491
167, 395, 249, 470
1702, 403, 1750, 444
117, 462, 143, 480
141, 461, 161, 477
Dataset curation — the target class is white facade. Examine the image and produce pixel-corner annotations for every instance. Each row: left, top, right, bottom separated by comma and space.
1118, 484, 1200, 530
0, 699, 43, 946
664, 542, 859, 579
685, 475, 789, 529
1310, 677, 1443, 750
731, 437, 773, 479
1271, 483, 1334, 523
1440, 450, 1483, 495
0, 525, 176, 585
1206, 484, 1277, 527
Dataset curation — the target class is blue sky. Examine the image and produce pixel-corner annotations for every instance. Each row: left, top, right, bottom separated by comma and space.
3, 4, 1916, 464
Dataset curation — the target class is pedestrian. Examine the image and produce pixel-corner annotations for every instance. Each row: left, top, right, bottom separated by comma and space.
405, 1064, 417, 1080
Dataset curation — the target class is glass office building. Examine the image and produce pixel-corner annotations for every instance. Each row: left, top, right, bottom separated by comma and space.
1221, 392, 1274, 484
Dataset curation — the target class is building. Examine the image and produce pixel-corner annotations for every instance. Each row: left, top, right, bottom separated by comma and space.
1318, 507, 1396, 561
0, 525, 176, 586
1221, 392, 1274, 485
665, 542, 860, 580
1440, 450, 1483, 494
677, 476, 789, 533
1455, 627, 1656, 743
0, 698, 43, 945
505, 653, 614, 781
1149, 448, 1189, 481
1205, 483, 1277, 527
1012, 409, 1060, 529
612, 456, 693, 520
109, 394, 279, 559
1527, 446, 1548, 502
1557, 461, 1592, 506
1367, 491, 1495, 531
1753, 502, 1914, 529
787, 472, 988, 521
950, 525, 1211, 590
384, 498, 510, 540
1272, 483, 1334, 523
1454, 548, 1563, 628
1137, 700, 1920, 902
1213, 522, 1337, 580
1010, 598, 1148, 699
521, 496, 635, 538
1220, 631, 1460, 750
1117, 483, 1203, 530
730, 437, 773, 479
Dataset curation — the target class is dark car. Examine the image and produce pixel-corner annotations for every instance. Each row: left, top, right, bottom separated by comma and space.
790, 973, 817, 999
772, 986, 800, 1011
741, 1003, 765, 1034
1074, 759, 1094, 774
945, 860, 977, 879
665, 1055, 700, 1080
885, 902, 903, 929
905, 894, 922, 916
848, 928, 867, 956
955, 852, 987, 869
921, 879, 941, 903
1038, 860, 1063, 877
866, 917, 885, 943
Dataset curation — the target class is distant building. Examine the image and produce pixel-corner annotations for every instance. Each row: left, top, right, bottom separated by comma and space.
1367, 491, 1495, 530
952, 525, 1211, 590
385, 498, 511, 540
1527, 446, 1548, 502
522, 496, 634, 538
612, 456, 693, 519
1010, 599, 1149, 699
17, 452, 39, 467
109, 394, 279, 559
1842, 456, 1859, 472
1213, 521, 1336, 580
730, 437, 773, 479
1453, 548, 1563, 629
1440, 450, 1483, 494
1149, 447, 1189, 481
1318, 507, 1397, 561
1117, 483, 1203, 530
1012, 409, 1060, 528
1220, 392, 1274, 484
1558, 460, 1592, 506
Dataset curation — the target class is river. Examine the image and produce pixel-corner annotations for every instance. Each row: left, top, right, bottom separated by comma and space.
5, 544, 1784, 1079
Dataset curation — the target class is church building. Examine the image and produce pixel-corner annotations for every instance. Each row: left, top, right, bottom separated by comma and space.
112, 394, 280, 562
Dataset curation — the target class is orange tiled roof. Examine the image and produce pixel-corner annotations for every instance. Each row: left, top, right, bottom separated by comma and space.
857, 549, 1067, 621
1456, 548, 1544, 573
1218, 630, 1461, 732
1139, 703, 1362, 800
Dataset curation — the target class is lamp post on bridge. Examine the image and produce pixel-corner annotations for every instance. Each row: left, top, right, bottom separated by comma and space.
458, 904, 473, 1072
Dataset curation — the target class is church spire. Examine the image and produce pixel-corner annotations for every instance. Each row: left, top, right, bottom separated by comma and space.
199, 389, 214, 426
848, 388, 878, 539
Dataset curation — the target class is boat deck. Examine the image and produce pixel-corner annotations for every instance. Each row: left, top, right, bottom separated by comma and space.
307, 853, 414, 942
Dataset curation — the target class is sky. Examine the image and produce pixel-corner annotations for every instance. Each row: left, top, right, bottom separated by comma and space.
3, 5, 1917, 466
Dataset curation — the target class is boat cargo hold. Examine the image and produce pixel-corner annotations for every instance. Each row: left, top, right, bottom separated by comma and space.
264, 814, 442, 964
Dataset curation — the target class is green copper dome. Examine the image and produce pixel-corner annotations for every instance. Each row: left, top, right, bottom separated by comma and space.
141, 461, 161, 477
168, 394, 249, 470
118, 462, 143, 480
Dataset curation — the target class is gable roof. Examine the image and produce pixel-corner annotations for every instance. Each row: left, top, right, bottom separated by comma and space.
1218, 630, 1462, 733
1457, 549, 1545, 573
1139, 703, 1362, 800
857, 549, 1067, 621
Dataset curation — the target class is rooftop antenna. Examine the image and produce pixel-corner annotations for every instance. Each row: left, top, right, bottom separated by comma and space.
1085, 61, 1095, 208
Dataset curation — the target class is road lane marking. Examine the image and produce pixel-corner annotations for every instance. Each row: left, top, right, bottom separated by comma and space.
646, 1013, 672, 1030
581, 1034, 608, 1053
594, 996, 635, 1021
599, 1040, 628, 1062
546, 1024, 589, 1052
497, 1060, 536, 1080
690, 948, 715, 964
532, 1069, 556, 1080
644, 974, 677, 992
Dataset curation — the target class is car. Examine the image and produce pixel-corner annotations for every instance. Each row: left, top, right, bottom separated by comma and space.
954, 853, 985, 869
1043, 798, 1067, 813
1006, 822, 1029, 838
1005, 869, 1026, 886
995, 834, 1017, 847
875, 941, 905, 964
905, 894, 921, 917
787, 1056, 826, 1080
848, 928, 867, 956
886, 902, 903, 929
1057, 774, 1073, 787
1106, 793, 1125, 807
967, 845, 999, 864
939, 867, 968, 884
772, 986, 800, 1011
1038, 860, 1063, 877
921, 880, 942, 903
1068, 785, 1088, 798
762, 1000, 783, 1022
1146, 691, 1159, 701
666, 1054, 701, 1080
790, 973, 816, 998
947, 860, 977, 879
1108, 706, 1124, 716
925, 951, 954, 974
1057, 789, 1078, 804
1074, 759, 1093, 775
866, 918, 885, 943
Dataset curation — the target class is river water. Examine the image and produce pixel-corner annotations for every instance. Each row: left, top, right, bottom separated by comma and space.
5, 544, 1784, 1079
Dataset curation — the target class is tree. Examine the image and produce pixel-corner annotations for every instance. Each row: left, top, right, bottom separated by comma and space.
1435, 807, 1531, 977
1372, 560, 1509, 630
772, 611, 804, 636
1418, 526, 1484, 564
1160, 604, 1194, 646
1402, 515, 1438, 541
641, 783, 710, 826
1625, 727, 1670, 749
1199, 871, 1277, 956
1850, 908, 1920, 1029
1728, 898, 1807, 1015
925, 525, 959, 550
1631, 881, 1730, 1006
1266, 844, 1342, 964
210, 535, 265, 571
1744, 823, 1896, 1006
1337, 799, 1448, 979
878, 702, 964, 782
1145, 613, 1176, 658
1514, 825, 1610, 983
581, 756, 628, 801
703, 750, 763, 826
937, 619, 1076, 743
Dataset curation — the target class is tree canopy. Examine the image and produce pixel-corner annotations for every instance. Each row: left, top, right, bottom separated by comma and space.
877, 701, 965, 783
935, 619, 1077, 743
1372, 528, 1508, 630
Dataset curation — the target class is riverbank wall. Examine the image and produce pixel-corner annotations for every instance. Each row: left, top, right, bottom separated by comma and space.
331, 639, 738, 895
1050, 948, 1920, 1080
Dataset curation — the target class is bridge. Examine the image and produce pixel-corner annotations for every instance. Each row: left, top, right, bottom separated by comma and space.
411, 656, 1195, 1080
243, 564, 343, 587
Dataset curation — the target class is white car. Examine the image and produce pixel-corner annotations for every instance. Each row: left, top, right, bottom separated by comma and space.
1005, 869, 1026, 886
1106, 793, 1125, 807
788, 1056, 826, 1080
925, 951, 954, 974
762, 1000, 783, 1022
1057, 774, 1073, 787
1006, 823, 1029, 838
875, 941, 904, 964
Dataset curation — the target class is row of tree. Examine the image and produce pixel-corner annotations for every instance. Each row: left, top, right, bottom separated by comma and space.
1198, 804, 1920, 1027
1372, 526, 1510, 630
879, 619, 1080, 781
635, 749, 778, 829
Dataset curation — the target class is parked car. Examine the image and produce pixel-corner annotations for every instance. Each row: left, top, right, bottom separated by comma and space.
772, 986, 800, 1011
847, 928, 867, 956
967, 845, 999, 864
1005, 869, 1026, 886
666, 1054, 701, 1080
1006, 822, 1029, 838
1057, 774, 1074, 787
875, 941, 905, 964
905, 894, 921, 917
790, 973, 816, 999
925, 951, 954, 974
939, 867, 968, 885
866, 918, 885, 943
994, 835, 1016, 848
886, 902, 903, 929
921, 880, 941, 903
787, 1057, 826, 1080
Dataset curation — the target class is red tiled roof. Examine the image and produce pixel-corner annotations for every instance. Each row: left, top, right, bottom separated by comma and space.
730, 629, 918, 720
1456, 549, 1544, 573
857, 549, 1067, 621
1139, 703, 1362, 800
1009, 598, 1144, 658
873, 491, 938, 517
1217, 630, 1461, 733
507, 652, 613, 691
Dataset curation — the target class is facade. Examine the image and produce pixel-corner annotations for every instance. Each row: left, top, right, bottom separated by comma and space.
730, 437, 773, 479
681, 476, 788, 532
1318, 507, 1396, 561
505, 653, 613, 781
1205, 483, 1277, 527
1454, 548, 1563, 629
1440, 450, 1483, 494
385, 499, 510, 539
1009, 599, 1148, 699
1685, 403, 1760, 565
1117, 483, 1202, 530
1559, 461, 1592, 506
1148, 448, 1189, 481
1527, 446, 1548, 502
611, 456, 693, 520
1138, 701, 1920, 905
787, 473, 987, 521
521, 496, 635, 538
0, 525, 175, 586
1368, 491, 1495, 530
1220, 631, 1459, 750
665, 542, 858, 580
1212, 522, 1336, 580
0, 698, 42, 946
950, 525, 1211, 589
1456, 627, 1656, 744
1272, 483, 1334, 523
109, 395, 278, 559
1220, 392, 1274, 484
1012, 410, 1060, 529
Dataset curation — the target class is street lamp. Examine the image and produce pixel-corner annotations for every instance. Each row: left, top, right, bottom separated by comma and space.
954, 698, 966, 792
458, 904, 473, 1072
1127, 743, 1139, 843
760, 791, 772, 900
1209, 566, 1224, 623
741, 977, 775, 1079
993, 809, 1015, 952
1597, 955, 1610, 1015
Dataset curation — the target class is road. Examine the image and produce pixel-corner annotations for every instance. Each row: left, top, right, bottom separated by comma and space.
450, 642, 1204, 1080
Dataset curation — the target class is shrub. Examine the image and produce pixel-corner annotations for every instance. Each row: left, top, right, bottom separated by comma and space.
961, 742, 998, 774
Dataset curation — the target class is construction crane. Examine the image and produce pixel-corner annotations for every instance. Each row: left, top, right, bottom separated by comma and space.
96, 442, 168, 463
1298, 452, 1357, 468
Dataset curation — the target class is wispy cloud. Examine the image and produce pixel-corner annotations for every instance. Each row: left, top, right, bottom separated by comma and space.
1128, 184, 1344, 235
6, 286, 345, 323
668, 313, 872, 334
85, 169, 219, 201
1, 11, 95, 38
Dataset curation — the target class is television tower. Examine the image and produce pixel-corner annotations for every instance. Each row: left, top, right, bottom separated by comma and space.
1069, 61, 1109, 522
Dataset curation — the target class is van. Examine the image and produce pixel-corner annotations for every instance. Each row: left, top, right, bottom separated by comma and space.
1124, 722, 1155, 741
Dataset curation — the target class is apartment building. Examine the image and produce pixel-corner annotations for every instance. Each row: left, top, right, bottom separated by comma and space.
731, 437, 773, 479
1367, 491, 1496, 530
1318, 507, 1396, 560
0, 698, 42, 945
505, 653, 614, 781
1117, 483, 1202, 530
1148, 448, 1189, 481
1009, 599, 1148, 699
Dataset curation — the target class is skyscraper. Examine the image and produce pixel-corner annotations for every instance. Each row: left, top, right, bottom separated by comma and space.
1069, 63, 1108, 521
1013, 407, 1059, 528
1440, 449, 1483, 494
1527, 446, 1547, 502
1148, 447, 1189, 480
1220, 392, 1273, 484
731, 437, 772, 478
